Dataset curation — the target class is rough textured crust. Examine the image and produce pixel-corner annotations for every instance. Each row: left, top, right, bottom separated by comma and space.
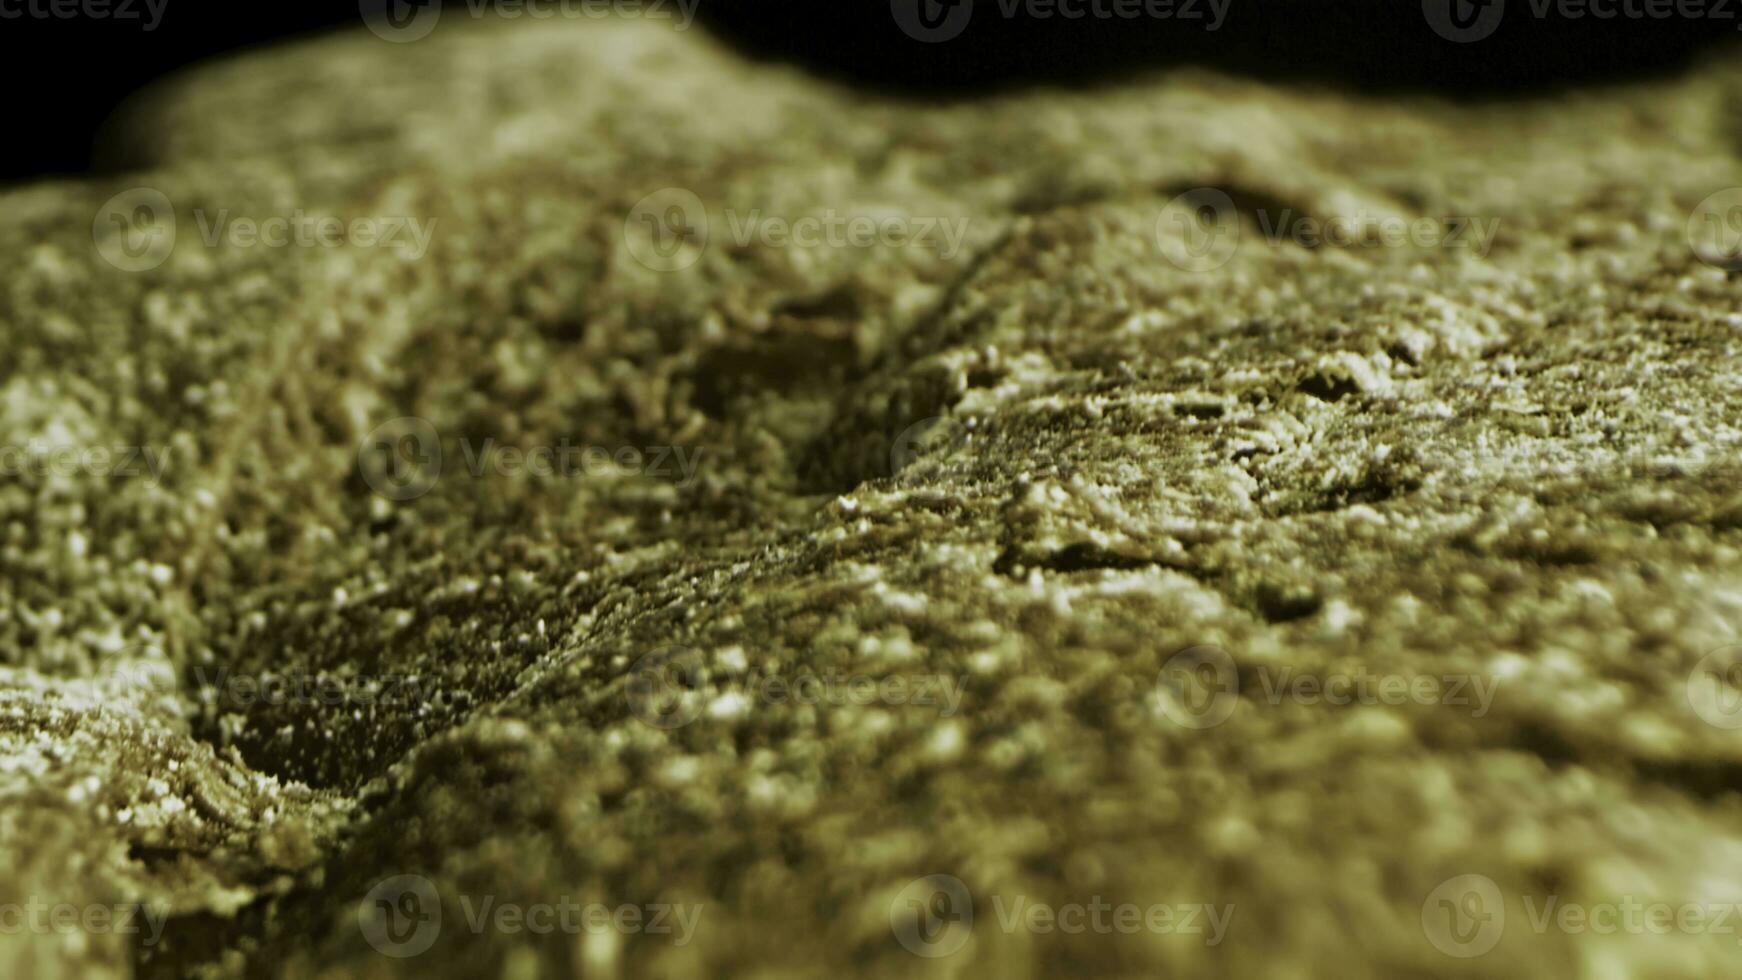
5, 17, 1742, 979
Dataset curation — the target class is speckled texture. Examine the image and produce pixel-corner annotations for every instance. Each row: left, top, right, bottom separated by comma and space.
6, 16, 1742, 979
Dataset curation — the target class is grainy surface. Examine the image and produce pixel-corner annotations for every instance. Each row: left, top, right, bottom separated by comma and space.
5, 17, 1742, 979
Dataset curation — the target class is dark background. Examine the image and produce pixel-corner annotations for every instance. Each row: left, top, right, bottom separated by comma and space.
2, 0, 1737, 185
